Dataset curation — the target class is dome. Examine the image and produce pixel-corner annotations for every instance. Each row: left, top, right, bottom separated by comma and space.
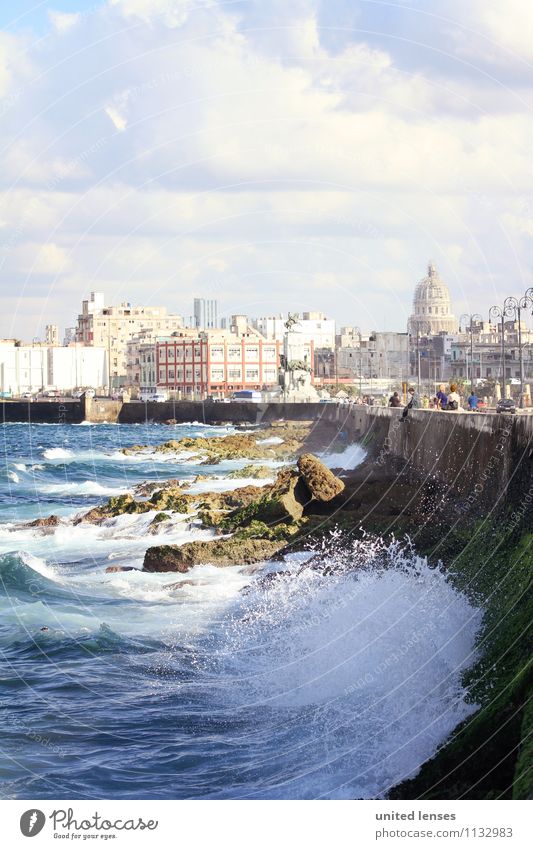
409, 263, 456, 335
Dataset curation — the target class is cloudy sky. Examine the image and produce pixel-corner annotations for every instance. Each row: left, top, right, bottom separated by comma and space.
2, 0, 533, 339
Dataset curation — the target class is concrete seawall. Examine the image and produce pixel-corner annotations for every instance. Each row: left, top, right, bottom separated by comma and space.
2, 397, 532, 508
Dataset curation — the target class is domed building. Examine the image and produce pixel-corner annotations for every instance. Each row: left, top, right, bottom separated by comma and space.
409, 263, 456, 335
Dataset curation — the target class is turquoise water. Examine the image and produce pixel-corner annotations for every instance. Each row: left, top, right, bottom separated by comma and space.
0, 423, 480, 799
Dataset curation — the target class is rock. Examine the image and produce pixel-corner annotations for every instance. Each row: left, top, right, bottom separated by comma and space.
26, 515, 61, 528
150, 511, 171, 526
143, 538, 285, 572
297, 453, 345, 502
227, 464, 274, 479
104, 565, 136, 573
150, 489, 189, 512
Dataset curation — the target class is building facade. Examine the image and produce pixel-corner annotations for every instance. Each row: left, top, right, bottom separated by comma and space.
140, 331, 304, 398
194, 298, 218, 330
251, 312, 335, 350
76, 292, 183, 387
0, 342, 107, 396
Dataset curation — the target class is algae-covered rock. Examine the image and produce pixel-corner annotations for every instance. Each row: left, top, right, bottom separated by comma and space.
297, 453, 345, 502
150, 511, 171, 526
227, 464, 274, 479
143, 537, 285, 572
150, 489, 189, 512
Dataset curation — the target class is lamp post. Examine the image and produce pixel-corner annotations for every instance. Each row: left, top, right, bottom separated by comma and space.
504, 293, 533, 408
489, 305, 506, 396
460, 313, 483, 395
352, 326, 363, 397
408, 319, 431, 393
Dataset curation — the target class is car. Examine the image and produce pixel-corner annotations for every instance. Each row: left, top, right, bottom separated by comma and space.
496, 398, 516, 414
21, 392, 34, 400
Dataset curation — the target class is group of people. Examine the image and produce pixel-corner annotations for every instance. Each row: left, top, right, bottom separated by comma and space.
389, 383, 480, 415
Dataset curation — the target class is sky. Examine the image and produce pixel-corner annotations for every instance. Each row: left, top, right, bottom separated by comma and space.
2, 0, 533, 339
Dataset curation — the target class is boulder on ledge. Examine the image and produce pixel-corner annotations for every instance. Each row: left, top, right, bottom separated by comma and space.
297, 453, 345, 502
143, 538, 285, 573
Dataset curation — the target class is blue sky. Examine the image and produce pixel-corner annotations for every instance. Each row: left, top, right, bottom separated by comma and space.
1, 1, 533, 339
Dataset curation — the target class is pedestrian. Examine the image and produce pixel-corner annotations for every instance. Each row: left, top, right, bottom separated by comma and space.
446, 383, 461, 410
436, 383, 448, 410
467, 389, 479, 411
389, 391, 402, 408
402, 386, 421, 419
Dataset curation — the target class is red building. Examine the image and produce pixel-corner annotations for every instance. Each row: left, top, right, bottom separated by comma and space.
145, 332, 307, 398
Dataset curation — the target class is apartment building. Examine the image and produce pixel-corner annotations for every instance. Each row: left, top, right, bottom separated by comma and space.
0, 341, 107, 396
251, 312, 335, 350
140, 330, 297, 398
76, 292, 183, 387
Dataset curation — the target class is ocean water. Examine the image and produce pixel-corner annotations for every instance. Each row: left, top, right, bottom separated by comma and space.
0, 422, 480, 800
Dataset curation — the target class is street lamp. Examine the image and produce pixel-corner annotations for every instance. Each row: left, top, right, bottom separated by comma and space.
408, 319, 431, 393
352, 326, 363, 397
504, 293, 533, 408
459, 313, 483, 395
489, 305, 506, 396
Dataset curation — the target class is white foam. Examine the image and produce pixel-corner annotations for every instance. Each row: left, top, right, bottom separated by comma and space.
43, 481, 129, 497
42, 447, 75, 460
320, 443, 367, 471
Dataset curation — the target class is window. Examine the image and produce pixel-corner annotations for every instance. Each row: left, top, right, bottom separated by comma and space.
176, 347, 184, 361
210, 346, 224, 359
228, 368, 242, 380
245, 346, 259, 360
263, 346, 277, 361
159, 369, 165, 381
228, 347, 241, 360
246, 368, 259, 381
211, 368, 224, 380
168, 370, 175, 380
168, 348, 175, 359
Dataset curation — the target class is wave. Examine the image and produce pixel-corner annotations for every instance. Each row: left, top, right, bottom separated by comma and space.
0, 551, 62, 595
43, 481, 129, 497
209, 537, 481, 799
42, 447, 75, 460
320, 443, 367, 471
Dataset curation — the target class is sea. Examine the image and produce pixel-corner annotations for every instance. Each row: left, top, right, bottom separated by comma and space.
0, 421, 481, 799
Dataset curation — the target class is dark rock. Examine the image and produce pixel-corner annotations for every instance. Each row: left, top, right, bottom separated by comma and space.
26, 515, 61, 528
143, 538, 285, 572
104, 565, 137, 573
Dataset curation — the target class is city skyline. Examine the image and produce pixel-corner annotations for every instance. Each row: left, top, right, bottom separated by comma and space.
3, 1, 533, 339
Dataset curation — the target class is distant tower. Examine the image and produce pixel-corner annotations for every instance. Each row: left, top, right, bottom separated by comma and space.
409, 262, 456, 334
194, 298, 218, 330
45, 324, 60, 346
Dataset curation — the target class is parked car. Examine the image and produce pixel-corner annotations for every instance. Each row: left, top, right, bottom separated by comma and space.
496, 398, 516, 414
21, 392, 35, 400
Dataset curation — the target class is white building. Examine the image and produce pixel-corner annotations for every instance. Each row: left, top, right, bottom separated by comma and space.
251, 312, 336, 350
0, 342, 107, 396
76, 292, 183, 387
409, 263, 456, 335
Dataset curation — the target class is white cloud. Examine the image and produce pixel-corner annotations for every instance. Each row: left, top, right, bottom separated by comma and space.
1, 0, 532, 339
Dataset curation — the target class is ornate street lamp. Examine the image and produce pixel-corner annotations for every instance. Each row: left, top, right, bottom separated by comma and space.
460, 313, 483, 395
407, 318, 431, 393
352, 326, 363, 397
504, 293, 533, 408
489, 304, 506, 395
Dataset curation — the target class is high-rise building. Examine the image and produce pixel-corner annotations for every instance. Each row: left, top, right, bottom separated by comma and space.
194, 298, 218, 330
